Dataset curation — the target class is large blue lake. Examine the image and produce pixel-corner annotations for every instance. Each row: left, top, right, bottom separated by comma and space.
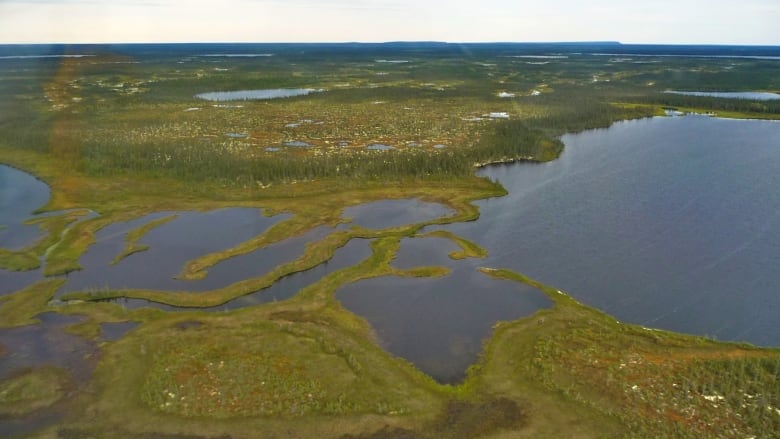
441, 116, 780, 346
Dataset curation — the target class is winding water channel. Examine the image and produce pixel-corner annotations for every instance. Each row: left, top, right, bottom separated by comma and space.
2, 115, 780, 387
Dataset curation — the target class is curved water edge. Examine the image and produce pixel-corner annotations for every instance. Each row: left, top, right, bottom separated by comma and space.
195, 88, 322, 102
0, 164, 51, 250
2, 193, 455, 302
0, 312, 99, 437
337, 236, 552, 384
4, 116, 780, 388
115, 238, 374, 312
446, 115, 780, 347
343, 199, 455, 230
664, 90, 780, 101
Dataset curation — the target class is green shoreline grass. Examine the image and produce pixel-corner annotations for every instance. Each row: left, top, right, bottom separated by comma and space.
112, 214, 179, 265
0, 279, 65, 328
5, 120, 779, 437
4, 156, 779, 438
31, 257, 779, 438
421, 230, 489, 260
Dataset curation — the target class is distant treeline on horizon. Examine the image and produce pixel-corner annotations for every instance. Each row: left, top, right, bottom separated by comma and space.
1, 41, 779, 58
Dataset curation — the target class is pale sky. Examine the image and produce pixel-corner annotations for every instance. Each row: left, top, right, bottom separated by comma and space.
0, 0, 778, 45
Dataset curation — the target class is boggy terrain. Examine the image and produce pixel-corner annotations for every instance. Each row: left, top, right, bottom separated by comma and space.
0, 43, 779, 438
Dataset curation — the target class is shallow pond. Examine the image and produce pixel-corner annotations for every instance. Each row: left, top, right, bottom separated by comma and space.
444, 116, 780, 347
665, 90, 780, 100
283, 140, 312, 147
195, 88, 319, 101
337, 236, 551, 384
0, 313, 98, 437
365, 143, 395, 151
342, 199, 454, 230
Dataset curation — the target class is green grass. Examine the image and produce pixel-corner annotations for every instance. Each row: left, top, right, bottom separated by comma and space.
0, 279, 65, 328
421, 230, 488, 260
0, 210, 87, 272
0, 367, 70, 417
474, 268, 780, 438
0, 247, 41, 271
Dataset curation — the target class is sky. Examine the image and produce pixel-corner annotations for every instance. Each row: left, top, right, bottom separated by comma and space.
0, 0, 778, 45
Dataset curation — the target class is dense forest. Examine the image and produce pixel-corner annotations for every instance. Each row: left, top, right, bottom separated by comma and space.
0, 46, 777, 187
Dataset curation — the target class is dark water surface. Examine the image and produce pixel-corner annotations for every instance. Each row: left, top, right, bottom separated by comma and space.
343, 199, 454, 230
211, 238, 373, 311
0, 165, 49, 250
443, 116, 780, 346
57, 209, 298, 294
0, 313, 98, 437
337, 237, 552, 383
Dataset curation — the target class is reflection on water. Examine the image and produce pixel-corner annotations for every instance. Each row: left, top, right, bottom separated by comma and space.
211, 238, 373, 311
0, 165, 50, 250
283, 140, 312, 147
665, 90, 780, 100
56, 211, 334, 295
0, 313, 98, 437
365, 143, 395, 151
337, 237, 551, 383
343, 199, 454, 230
0, 269, 44, 296
195, 88, 320, 101
0, 313, 95, 382
446, 116, 780, 347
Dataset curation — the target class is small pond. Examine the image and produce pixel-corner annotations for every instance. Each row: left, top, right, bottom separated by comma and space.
0, 313, 98, 437
337, 236, 551, 384
195, 88, 320, 101
283, 140, 311, 147
365, 143, 395, 151
665, 90, 780, 100
342, 199, 454, 230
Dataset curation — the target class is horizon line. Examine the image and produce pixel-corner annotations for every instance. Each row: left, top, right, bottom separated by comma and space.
0, 40, 779, 47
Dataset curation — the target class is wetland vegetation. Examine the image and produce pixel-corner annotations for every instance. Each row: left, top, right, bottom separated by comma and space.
1, 42, 779, 438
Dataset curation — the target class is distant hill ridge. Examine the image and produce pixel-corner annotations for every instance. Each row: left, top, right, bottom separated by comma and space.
1, 41, 778, 58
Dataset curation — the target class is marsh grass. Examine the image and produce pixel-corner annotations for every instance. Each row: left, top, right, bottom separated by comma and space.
0, 367, 70, 416
0, 210, 86, 272
420, 230, 488, 260
112, 214, 178, 265
0, 279, 65, 328
475, 268, 780, 437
